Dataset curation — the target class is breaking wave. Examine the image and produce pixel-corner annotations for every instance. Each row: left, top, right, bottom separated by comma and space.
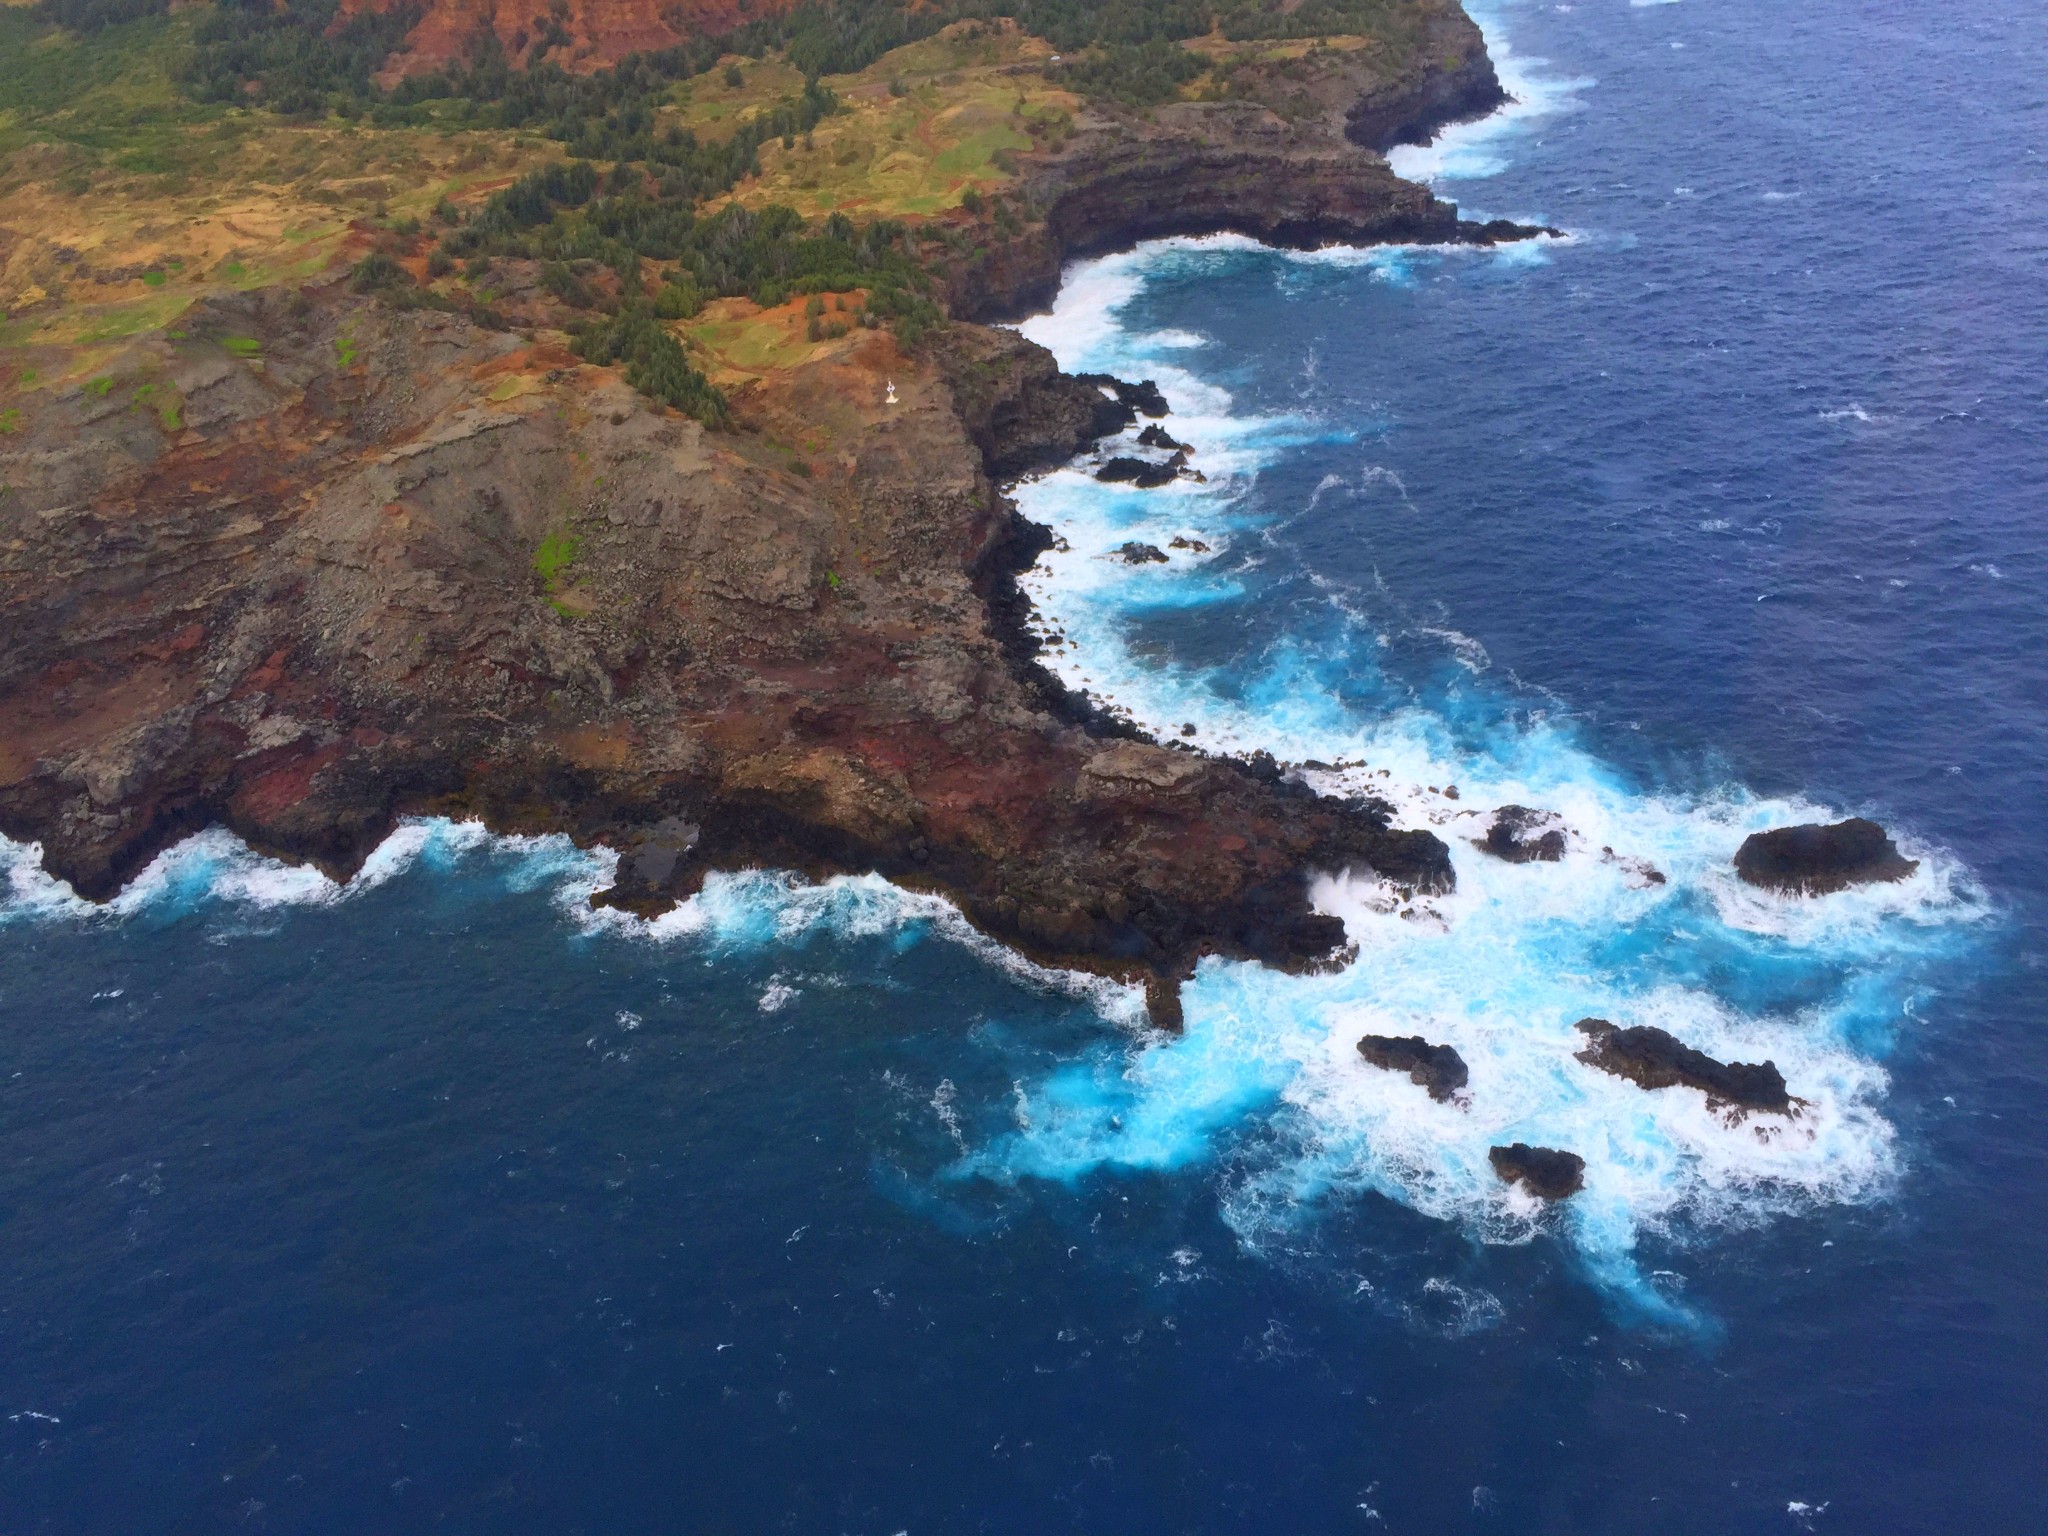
982, 228, 1990, 1321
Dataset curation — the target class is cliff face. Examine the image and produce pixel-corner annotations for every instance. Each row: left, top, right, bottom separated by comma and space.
0, 283, 1448, 1020
0, 8, 1529, 1022
934, 8, 1530, 321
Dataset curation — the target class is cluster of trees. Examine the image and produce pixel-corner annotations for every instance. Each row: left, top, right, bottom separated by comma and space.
183, 0, 421, 116
1057, 39, 1205, 107
448, 165, 932, 309
571, 306, 731, 426
428, 166, 942, 421
28, 0, 1419, 419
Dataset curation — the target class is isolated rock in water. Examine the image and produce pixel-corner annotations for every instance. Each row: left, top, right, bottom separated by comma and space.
1078, 374, 1171, 418
1357, 1034, 1468, 1102
1733, 818, 1918, 895
1468, 217, 1565, 244
1479, 805, 1567, 863
1168, 535, 1210, 553
1138, 423, 1189, 452
1113, 541, 1170, 565
1574, 1018, 1792, 1115
1488, 1143, 1585, 1200
1096, 453, 1185, 488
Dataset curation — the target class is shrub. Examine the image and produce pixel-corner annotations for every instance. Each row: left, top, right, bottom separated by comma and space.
572, 303, 728, 427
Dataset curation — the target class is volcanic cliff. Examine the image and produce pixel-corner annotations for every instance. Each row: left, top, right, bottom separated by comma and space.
0, 12, 1520, 1022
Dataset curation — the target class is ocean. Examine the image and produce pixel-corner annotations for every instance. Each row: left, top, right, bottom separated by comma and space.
4, 0, 2044, 1530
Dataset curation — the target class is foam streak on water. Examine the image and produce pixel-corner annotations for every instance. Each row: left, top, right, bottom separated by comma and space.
995, 224, 1987, 1316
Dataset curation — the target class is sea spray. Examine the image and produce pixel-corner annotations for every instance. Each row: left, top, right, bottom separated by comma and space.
989, 234, 1989, 1311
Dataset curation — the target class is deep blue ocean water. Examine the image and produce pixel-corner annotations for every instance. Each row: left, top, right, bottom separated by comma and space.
5, 1, 2046, 1531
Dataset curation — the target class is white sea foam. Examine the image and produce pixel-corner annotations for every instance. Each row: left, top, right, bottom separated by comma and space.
984, 220, 1988, 1316
0, 7, 1984, 1316
0, 817, 605, 927
1387, 4, 1592, 187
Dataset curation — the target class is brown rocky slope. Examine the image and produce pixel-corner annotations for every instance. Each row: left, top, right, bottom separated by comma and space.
0, 21, 1530, 1022
0, 286, 1448, 1023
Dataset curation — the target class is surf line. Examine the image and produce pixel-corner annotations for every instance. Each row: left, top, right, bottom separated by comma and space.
978, 30, 1980, 1317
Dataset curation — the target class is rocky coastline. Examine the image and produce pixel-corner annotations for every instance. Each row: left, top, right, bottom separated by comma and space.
0, 19, 1521, 1025
936, 6, 1549, 321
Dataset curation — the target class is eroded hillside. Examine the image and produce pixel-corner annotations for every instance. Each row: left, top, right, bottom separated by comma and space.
0, 1, 1525, 1018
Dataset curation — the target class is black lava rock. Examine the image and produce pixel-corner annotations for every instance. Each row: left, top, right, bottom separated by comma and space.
1733, 818, 1918, 895
1489, 1143, 1585, 1200
1096, 455, 1184, 488
1077, 373, 1171, 418
1357, 1034, 1469, 1102
1112, 541, 1169, 564
1479, 805, 1567, 863
1574, 1018, 1792, 1115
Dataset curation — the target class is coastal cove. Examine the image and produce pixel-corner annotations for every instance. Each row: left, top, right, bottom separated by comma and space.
4, 0, 2047, 1533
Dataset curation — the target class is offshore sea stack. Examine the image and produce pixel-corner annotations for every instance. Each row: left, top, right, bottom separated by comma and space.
1489, 1144, 1586, 1201
1734, 818, 1918, 895
1479, 805, 1568, 863
1357, 1034, 1470, 1102
1573, 1018, 1793, 1116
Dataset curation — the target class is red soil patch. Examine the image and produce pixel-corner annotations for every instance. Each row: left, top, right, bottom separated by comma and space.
338, 0, 796, 82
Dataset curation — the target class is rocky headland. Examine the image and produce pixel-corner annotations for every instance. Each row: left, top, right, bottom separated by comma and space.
0, 8, 1530, 1025
936, 7, 1550, 320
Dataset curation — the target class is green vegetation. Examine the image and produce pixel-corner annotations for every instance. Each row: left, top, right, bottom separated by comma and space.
571, 306, 729, 428
1059, 39, 1205, 107
129, 379, 182, 429
533, 528, 579, 587
4, 0, 1437, 423
451, 170, 933, 310
0, 408, 22, 434
184, 0, 420, 118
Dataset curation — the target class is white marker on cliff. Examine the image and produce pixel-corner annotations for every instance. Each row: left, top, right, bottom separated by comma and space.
885, 380, 898, 406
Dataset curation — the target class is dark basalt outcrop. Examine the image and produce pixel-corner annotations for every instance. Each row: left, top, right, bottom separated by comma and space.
1574, 1018, 1793, 1116
1489, 1143, 1586, 1200
1137, 424, 1188, 453
0, 285, 1453, 1029
1479, 805, 1567, 863
1734, 818, 1918, 895
1357, 1034, 1469, 1102
938, 10, 1558, 323
1343, 10, 1511, 152
1112, 542, 1170, 565
1097, 455, 1185, 489
1076, 376, 1170, 419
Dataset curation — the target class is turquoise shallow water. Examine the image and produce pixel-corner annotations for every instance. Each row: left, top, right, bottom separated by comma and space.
4, 0, 2046, 1530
